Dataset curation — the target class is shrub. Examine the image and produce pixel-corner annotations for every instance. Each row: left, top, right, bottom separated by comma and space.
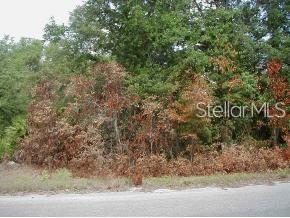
16, 63, 290, 179
0, 116, 26, 160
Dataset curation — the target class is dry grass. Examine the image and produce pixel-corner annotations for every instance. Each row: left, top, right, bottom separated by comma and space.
0, 163, 289, 194
143, 168, 290, 189
0, 164, 131, 194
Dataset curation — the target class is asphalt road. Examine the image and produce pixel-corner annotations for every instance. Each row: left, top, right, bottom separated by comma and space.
0, 183, 290, 216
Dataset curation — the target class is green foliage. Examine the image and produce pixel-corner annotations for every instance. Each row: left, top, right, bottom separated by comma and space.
0, 116, 26, 158
0, 37, 43, 137
1, 0, 289, 161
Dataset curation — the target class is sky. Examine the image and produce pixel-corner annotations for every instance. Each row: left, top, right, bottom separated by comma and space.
0, 0, 84, 40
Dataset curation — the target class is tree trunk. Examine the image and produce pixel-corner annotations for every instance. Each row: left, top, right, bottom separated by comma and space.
149, 116, 153, 154
113, 113, 122, 152
272, 127, 280, 146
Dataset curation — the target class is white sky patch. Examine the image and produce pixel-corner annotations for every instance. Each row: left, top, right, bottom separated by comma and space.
0, 0, 83, 40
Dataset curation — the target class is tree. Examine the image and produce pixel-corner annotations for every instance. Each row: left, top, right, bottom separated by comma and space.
0, 37, 43, 136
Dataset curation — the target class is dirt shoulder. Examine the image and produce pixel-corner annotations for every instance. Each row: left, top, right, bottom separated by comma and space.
0, 163, 289, 195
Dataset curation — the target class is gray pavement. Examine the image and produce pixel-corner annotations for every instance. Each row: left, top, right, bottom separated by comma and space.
0, 182, 290, 216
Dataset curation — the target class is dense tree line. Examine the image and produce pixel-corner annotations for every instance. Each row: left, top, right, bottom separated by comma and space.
0, 0, 289, 175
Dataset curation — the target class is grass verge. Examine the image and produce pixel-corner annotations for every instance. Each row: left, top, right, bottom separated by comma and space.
0, 164, 131, 194
0, 163, 289, 194
143, 168, 290, 189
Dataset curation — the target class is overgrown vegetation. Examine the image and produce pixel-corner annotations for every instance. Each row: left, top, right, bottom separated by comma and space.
0, 0, 289, 182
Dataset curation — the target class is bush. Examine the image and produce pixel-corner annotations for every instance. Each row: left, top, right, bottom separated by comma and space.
16, 63, 290, 178
0, 116, 26, 160
105, 146, 290, 178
